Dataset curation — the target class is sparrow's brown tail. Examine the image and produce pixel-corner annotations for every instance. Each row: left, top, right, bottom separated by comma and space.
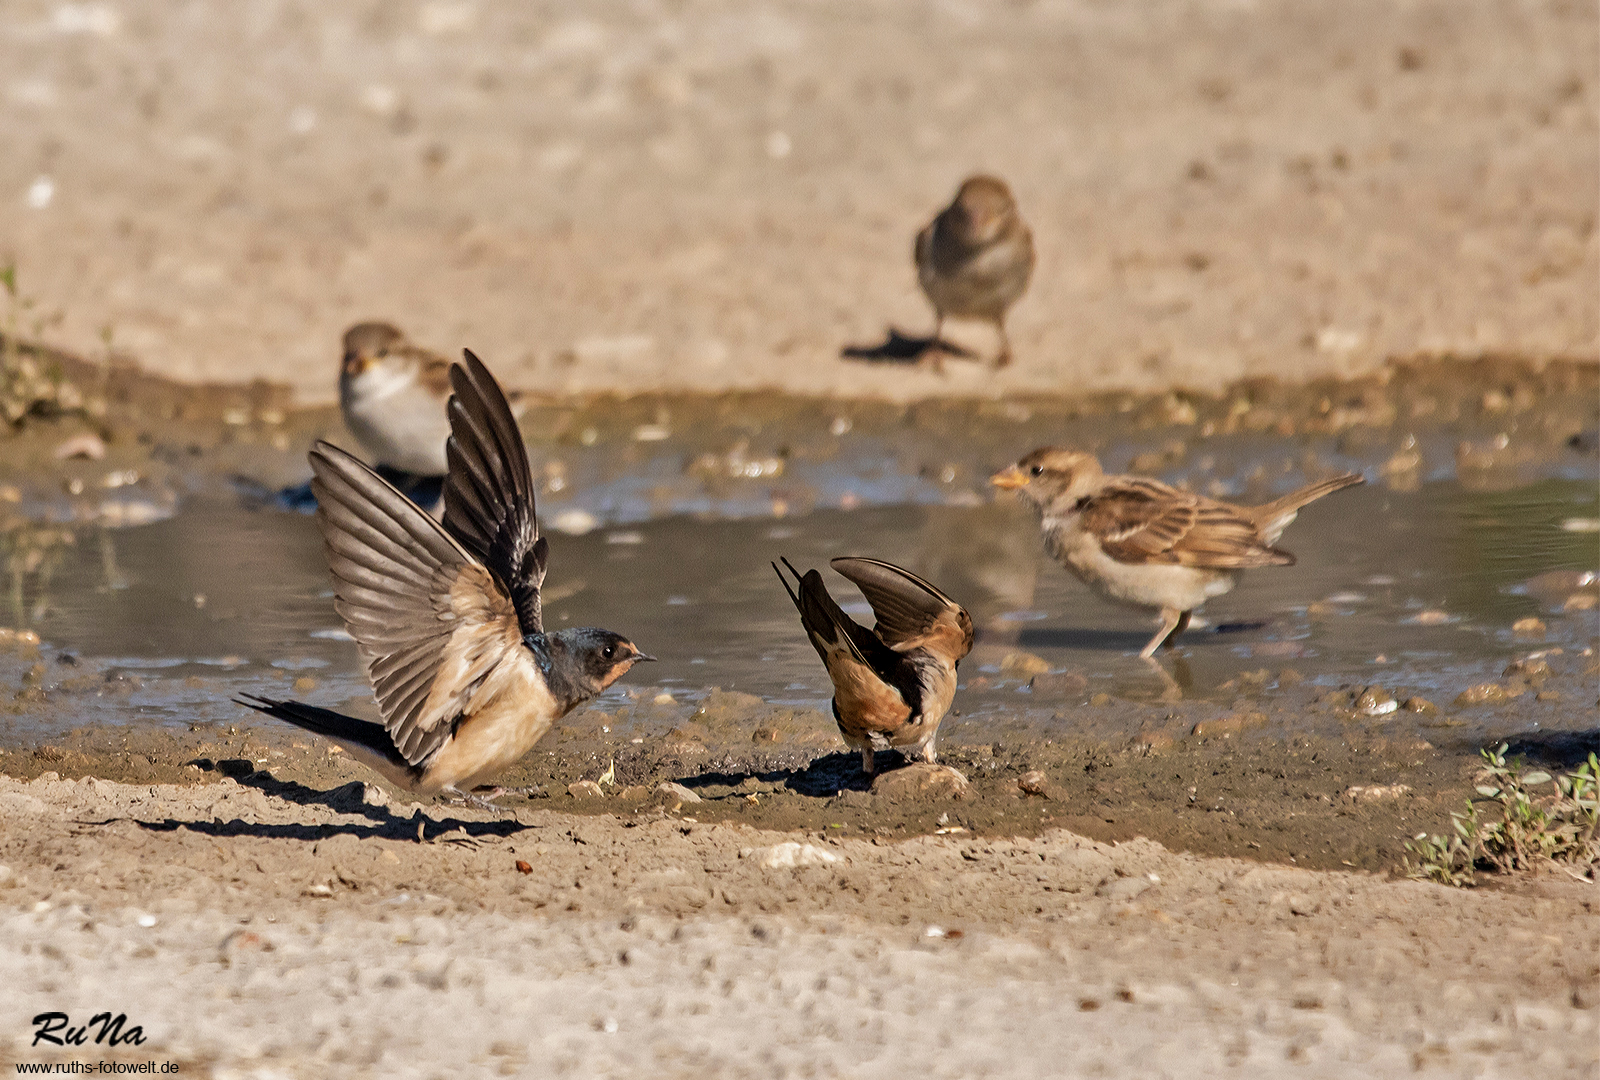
1249, 472, 1365, 545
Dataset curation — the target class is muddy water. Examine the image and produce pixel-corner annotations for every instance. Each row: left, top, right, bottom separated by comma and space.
2, 476, 1594, 747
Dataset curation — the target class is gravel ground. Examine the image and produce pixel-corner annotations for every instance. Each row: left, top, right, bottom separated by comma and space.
0, 774, 1595, 1078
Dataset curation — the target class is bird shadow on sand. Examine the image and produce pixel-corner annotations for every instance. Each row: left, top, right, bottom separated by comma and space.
129, 771, 539, 843
841, 327, 973, 365
1495, 728, 1600, 771
670, 755, 888, 799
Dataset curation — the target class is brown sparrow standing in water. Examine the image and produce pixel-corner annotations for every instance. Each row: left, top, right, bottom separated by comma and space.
991, 449, 1363, 658
914, 175, 1035, 370
774, 556, 973, 775
243, 351, 653, 806
339, 322, 455, 476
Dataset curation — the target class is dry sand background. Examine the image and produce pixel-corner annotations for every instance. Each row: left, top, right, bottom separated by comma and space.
0, 0, 1595, 401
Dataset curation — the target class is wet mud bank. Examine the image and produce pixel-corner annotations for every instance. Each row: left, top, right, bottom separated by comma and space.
0, 351, 1595, 880
4, 641, 1595, 875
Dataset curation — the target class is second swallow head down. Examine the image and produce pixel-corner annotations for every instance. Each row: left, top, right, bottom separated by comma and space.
244, 350, 652, 804
991, 448, 1364, 659
775, 556, 973, 775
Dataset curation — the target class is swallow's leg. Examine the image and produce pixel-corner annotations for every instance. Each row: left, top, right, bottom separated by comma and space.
443, 787, 513, 814
917, 736, 938, 764
1140, 608, 1190, 659
861, 746, 878, 775
472, 784, 546, 800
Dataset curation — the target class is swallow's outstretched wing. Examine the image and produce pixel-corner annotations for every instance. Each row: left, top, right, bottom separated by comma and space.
311, 441, 528, 767
828, 556, 974, 664
442, 349, 547, 636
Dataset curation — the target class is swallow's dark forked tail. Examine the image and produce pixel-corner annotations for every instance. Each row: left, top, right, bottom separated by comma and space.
236, 694, 423, 786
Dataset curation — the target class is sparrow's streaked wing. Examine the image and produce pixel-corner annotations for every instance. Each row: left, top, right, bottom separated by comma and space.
1082, 479, 1292, 570
443, 348, 547, 635
828, 556, 973, 661
311, 441, 525, 766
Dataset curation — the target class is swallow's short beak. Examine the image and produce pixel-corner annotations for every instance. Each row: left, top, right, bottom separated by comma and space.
631, 651, 657, 663
990, 465, 1028, 490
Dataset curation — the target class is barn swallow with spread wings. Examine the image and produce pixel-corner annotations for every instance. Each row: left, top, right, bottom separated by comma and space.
775, 556, 973, 775
242, 351, 652, 805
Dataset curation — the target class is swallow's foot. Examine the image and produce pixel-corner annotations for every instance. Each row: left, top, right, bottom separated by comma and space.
472, 784, 547, 800
443, 787, 514, 813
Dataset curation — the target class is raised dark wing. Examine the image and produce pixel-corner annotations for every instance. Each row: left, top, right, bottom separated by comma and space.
829, 556, 973, 663
441, 349, 547, 635
773, 558, 902, 678
312, 441, 526, 766
1084, 478, 1292, 569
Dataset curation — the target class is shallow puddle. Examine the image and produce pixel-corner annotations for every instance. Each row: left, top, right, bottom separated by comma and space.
2, 474, 1593, 749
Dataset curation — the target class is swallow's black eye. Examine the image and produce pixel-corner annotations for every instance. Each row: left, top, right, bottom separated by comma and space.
1029, 465, 1044, 476
602, 644, 616, 660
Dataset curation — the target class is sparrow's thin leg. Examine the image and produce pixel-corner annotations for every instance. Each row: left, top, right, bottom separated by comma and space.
925, 314, 947, 374
1161, 610, 1192, 649
1140, 655, 1184, 702
1140, 607, 1187, 659
994, 318, 1013, 368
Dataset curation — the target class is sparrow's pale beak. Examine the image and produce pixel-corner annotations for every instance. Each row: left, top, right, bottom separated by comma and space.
989, 465, 1028, 490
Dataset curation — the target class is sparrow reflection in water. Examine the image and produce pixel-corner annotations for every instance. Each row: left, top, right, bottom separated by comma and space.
992, 449, 1363, 658
775, 556, 973, 775
243, 351, 652, 806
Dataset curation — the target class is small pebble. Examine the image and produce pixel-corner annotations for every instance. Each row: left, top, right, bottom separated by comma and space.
54, 433, 106, 461
567, 779, 606, 800
1411, 610, 1451, 626
1402, 697, 1439, 715
999, 652, 1051, 678
654, 781, 702, 806
1512, 616, 1547, 639
1454, 682, 1510, 707
1016, 770, 1050, 797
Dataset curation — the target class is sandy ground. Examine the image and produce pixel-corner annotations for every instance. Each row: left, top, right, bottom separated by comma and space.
0, 0, 1595, 401
0, 772, 1595, 1078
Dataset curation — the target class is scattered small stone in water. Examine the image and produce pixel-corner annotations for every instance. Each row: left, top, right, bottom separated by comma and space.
1512, 616, 1547, 639
1455, 682, 1511, 707
1000, 652, 1051, 678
